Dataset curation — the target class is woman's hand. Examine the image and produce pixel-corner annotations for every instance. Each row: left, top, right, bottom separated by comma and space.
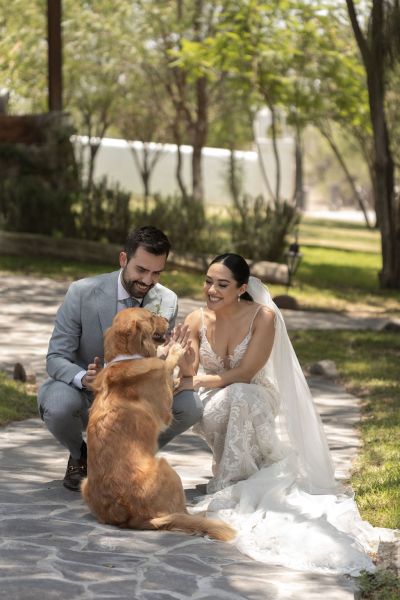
178, 343, 196, 376
193, 374, 224, 391
158, 323, 191, 360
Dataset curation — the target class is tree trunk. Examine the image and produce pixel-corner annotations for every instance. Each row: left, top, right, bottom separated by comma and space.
228, 148, 242, 206
293, 124, 305, 210
346, 0, 400, 288
319, 127, 374, 229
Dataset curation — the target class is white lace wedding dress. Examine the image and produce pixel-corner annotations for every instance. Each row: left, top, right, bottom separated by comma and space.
192, 306, 395, 575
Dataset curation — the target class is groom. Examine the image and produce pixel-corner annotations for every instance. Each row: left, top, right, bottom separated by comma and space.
38, 225, 203, 491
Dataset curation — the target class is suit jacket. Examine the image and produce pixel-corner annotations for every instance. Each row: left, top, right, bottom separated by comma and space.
46, 270, 178, 385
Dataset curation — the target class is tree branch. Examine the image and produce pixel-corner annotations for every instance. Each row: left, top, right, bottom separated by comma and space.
345, 0, 370, 66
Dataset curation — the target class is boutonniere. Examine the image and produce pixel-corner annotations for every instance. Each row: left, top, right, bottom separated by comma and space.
149, 299, 162, 316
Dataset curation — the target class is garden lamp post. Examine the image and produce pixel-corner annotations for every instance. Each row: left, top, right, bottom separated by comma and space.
285, 241, 303, 292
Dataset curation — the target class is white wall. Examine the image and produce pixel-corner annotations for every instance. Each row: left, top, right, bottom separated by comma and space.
74, 135, 295, 207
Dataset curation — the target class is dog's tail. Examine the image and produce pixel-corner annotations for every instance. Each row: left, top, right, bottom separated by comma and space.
148, 513, 236, 542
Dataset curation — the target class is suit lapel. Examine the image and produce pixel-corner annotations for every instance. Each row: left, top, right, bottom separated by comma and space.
95, 271, 119, 332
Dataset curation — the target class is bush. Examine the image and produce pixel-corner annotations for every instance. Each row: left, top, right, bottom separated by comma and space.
77, 177, 131, 243
0, 116, 78, 237
231, 194, 300, 261
0, 174, 77, 236
131, 194, 225, 256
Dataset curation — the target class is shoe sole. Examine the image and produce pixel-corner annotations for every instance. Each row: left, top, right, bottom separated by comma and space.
62, 481, 82, 492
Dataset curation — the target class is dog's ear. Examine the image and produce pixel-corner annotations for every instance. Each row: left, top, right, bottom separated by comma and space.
132, 317, 156, 357
104, 318, 139, 362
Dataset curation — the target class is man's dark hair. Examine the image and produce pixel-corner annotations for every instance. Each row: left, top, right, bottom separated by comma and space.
124, 226, 171, 260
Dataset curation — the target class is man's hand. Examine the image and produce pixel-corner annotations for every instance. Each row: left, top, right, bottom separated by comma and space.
82, 356, 102, 391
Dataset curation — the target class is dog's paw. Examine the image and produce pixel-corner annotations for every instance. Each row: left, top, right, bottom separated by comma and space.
168, 342, 186, 360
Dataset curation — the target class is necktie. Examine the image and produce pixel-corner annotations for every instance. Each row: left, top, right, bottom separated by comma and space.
123, 297, 136, 308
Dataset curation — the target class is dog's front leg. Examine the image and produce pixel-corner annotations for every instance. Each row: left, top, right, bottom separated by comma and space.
164, 342, 185, 374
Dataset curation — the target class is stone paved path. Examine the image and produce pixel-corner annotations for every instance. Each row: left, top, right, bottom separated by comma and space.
0, 273, 390, 599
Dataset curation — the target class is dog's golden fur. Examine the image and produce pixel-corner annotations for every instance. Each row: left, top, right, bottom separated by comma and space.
81, 307, 235, 542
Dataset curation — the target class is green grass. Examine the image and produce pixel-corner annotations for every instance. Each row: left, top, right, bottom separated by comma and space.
357, 570, 400, 600
0, 254, 112, 280
292, 329, 400, 529
299, 217, 381, 253
270, 245, 399, 316
0, 372, 37, 426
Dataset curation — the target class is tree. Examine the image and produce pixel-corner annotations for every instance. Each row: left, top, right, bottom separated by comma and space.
0, 0, 47, 112
116, 63, 172, 212
346, 0, 400, 288
134, 0, 231, 204
63, 1, 133, 193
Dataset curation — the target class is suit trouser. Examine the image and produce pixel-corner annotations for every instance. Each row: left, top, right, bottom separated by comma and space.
37, 378, 203, 459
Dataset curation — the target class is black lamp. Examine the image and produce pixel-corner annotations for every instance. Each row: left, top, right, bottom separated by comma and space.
285, 240, 303, 292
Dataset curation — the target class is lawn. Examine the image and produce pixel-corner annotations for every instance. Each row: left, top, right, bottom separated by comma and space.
292, 329, 400, 530
0, 372, 37, 426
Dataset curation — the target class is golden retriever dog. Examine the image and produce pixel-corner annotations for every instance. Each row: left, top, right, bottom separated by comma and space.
81, 307, 235, 542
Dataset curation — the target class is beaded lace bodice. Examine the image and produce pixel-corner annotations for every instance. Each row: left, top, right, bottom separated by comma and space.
198, 307, 270, 387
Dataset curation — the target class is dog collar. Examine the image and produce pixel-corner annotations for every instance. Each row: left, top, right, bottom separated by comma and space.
105, 354, 144, 366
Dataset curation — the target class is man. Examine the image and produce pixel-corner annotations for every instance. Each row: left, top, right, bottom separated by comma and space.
38, 226, 203, 491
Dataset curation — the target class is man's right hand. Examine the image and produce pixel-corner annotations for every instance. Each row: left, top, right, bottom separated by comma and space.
82, 356, 102, 390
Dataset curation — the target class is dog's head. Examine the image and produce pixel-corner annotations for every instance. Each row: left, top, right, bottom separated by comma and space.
104, 308, 169, 363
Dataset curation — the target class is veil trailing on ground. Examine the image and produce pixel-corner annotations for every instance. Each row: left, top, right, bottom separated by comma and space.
247, 276, 336, 494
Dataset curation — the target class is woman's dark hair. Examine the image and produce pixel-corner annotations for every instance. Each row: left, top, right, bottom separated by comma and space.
209, 253, 253, 301
125, 226, 171, 260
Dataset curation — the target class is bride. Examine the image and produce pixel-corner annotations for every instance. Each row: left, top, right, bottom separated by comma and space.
178, 252, 395, 574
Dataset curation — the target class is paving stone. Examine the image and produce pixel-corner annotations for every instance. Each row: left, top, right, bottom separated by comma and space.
57, 548, 145, 571
0, 578, 85, 600
139, 567, 199, 596
0, 517, 92, 539
140, 594, 184, 600
88, 579, 140, 597
163, 554, 220, 576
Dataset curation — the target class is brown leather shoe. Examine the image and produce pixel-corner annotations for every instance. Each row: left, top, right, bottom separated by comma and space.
63, 442, 87, 492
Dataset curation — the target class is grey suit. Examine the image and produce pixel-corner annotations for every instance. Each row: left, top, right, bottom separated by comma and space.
38, 270, 202, 458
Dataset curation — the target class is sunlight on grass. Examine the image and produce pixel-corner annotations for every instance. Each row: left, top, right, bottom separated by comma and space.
292, 330, 400, 530
299, 217, 380, 253
0, 372, 37, 426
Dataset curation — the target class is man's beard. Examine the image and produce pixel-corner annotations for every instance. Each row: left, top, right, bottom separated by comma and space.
122, 272, 154, 298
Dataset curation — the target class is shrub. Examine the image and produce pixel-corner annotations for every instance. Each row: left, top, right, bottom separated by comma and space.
231, 194, 300, 261
131, 194, 225, 256
0, 140, 77, 237
77, 177, 131, 243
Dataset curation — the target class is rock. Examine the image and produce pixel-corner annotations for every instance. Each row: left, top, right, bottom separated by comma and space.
13, 362, 27, 382
309, 360, 338, 378
13, 362, 36, 384
382, 320, 400, 332
273, 295, 300, 310
249, 260, 289, 285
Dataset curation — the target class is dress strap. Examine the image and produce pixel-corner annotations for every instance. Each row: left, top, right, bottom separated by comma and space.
200, 307, 206, 331
248, 305, 263, 333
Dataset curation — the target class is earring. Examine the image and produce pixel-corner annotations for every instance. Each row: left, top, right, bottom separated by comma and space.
237, 294, 241, 302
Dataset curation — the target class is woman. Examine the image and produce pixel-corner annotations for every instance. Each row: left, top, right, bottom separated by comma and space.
179, 253, 394, 574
